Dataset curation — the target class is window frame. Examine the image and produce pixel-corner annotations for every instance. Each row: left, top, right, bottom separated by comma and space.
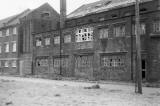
4, 42, 9, 53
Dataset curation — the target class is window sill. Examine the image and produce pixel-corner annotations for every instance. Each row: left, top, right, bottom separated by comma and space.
150, 33, 160, 37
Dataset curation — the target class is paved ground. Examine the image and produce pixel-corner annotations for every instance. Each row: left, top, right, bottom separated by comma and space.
0, 76, 160, 106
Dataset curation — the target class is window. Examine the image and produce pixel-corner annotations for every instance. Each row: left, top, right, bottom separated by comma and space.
36, 58, 49, 67
12, 60, 16, 67
53, 57, 69, 68
6, 29, 9, 36
132, 23, 146, 35
13, 27, 17, 35
64, 35, 71, 43
153, 20, 160, 33
4, 42, 9, 53
0, 44, 1, 53
45, 37, 50, 45
54, 36, 60, 44
75, 27, 93, 42
113, 25, 126, 37
99, 28, 109, 39
41, 12, 50, 18
101, 55, 125, 67
0, 61, 1, 67
75, 55, 93, 68
0, 31, 2, 37
36, 38, 42, 46
4, 61, 9, 67
12, 41, 16, 52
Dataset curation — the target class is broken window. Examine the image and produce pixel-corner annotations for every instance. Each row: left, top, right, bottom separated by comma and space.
36, 38, 42, 47
36, 57, 49, 67
75, 27, 93, 42
101, 55, 125, 67
53, 57, 69, 68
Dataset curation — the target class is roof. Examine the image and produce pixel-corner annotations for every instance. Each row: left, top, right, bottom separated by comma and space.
0, 2, 55, 28
67, 0, 153, 19
0, 9, 31, 28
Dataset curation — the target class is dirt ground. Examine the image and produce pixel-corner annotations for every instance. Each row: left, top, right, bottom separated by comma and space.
0, 76, 160, 106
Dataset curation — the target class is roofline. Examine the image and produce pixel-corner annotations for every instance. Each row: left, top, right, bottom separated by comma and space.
67, 0, 153, 20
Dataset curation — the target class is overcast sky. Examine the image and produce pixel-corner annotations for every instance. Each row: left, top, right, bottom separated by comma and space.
0, 0, 99, 20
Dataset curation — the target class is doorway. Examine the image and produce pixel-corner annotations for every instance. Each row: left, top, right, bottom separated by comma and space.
142, 59, 146, 80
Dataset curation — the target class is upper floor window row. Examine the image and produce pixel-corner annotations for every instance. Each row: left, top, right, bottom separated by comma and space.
75, 27, 93, 42
0, 27, 17, 37
99, 24, 126, 39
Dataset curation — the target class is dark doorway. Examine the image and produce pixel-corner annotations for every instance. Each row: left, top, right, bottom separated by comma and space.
142, 59, 146, 79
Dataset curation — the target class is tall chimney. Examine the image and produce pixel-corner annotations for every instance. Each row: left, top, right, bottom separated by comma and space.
60, 0, 66, 28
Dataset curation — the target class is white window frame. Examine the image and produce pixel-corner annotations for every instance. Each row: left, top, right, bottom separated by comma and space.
64, 35, 71, 43
0, 44, 1, 53
4, 42, 9, 53
12, 60, 17, 67
12, 41, 16, 52
45, 37, 50, 45
4, 61, 9, 67
0, 31, 2, 37
75, 27, 93, 42
36, 38, 42, 47
54, 36, 60, 44
6, 29, 10, 36
13, 27, 17, 35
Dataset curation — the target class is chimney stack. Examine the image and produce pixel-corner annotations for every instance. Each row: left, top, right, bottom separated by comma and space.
60, 0, 66, 28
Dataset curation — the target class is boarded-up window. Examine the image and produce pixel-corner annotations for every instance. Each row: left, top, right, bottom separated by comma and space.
153, 20, 160, 33
113, 25, 126, 37
64, 35, 71, 43
4, 42, 9, 53
75, 27, 93, 42
54, 36, 60, 44
132, 23, 146, 35
101, 55, 125, 67
76, 55, 93, 68
45, 37, 50, 45
53, 57, 69, 68
99, 28, 109, 38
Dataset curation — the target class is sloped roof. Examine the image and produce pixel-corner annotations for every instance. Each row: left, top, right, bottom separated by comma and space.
67, 0, 153, 19
0, 9, 31, 28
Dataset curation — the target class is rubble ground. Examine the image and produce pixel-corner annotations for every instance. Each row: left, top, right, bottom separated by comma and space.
0, 76, 160, 106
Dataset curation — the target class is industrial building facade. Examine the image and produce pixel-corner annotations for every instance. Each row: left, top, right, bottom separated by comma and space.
0, 0, 160, 82
33, 0, 160, 82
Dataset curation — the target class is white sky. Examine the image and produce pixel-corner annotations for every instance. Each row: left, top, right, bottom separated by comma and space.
0, 0, 99, 20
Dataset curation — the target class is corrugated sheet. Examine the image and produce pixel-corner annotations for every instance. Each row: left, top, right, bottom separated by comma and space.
67, 0, 153, 19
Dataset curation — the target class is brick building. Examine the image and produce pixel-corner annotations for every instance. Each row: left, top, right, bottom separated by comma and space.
0, 3, 59, 75
33, 0, 160, 82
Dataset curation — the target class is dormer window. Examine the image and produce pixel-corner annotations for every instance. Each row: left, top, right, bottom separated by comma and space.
41, 11, 50, 18
140, 8, 147, 12
111, 14, 118, 18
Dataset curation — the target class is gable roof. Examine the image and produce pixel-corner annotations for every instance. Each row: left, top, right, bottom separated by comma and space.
0, 9, 31, 28
67, 0, 153, 19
